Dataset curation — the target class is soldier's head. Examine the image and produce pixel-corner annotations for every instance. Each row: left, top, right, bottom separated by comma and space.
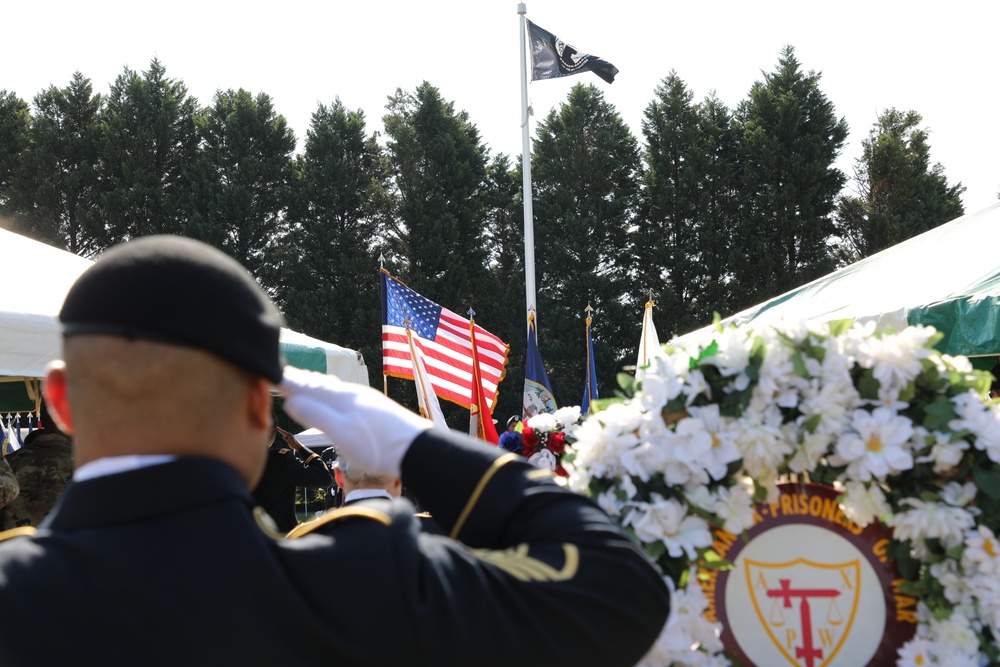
334, 459, 402, 499
44, 235, 284, 488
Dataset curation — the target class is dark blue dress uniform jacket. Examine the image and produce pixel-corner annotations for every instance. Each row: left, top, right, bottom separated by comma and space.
0, 427, 670, 666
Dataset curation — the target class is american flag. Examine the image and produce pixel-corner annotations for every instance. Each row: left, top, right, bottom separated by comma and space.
381, 271, 509, 409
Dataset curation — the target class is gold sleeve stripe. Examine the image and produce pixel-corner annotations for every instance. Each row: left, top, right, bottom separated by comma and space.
450, 452, 519, 540
472, 543, 580, 582
0, 526, 38, 542
285, 505, 392, 539
526, 468, 554, 480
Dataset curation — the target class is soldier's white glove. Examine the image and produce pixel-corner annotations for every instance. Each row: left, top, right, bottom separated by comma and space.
280, 366, 433, 476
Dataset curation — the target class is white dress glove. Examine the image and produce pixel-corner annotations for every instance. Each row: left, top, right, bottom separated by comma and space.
280, 366, 433, 476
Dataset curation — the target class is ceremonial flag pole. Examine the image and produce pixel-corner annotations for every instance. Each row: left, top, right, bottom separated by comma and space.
468, 309, 500, 444
517, 3, 537, 328
581, 304, 599, 414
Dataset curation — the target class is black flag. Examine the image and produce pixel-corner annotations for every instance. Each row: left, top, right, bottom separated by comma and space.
526, 20, 618, 84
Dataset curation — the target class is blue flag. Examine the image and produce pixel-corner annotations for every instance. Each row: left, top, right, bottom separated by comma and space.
523, 315, 557, 419
582, 312, 599, 414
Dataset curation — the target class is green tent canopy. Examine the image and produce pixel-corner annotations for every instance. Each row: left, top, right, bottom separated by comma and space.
671, 203, 1000, 362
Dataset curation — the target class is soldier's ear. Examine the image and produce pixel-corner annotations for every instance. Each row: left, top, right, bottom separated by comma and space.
42, 361, 75, 436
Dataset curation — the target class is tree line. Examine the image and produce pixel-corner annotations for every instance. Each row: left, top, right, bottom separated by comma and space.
0, 47, 966, 427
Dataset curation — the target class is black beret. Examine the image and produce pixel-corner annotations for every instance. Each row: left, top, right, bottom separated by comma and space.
59, 235, 285, 384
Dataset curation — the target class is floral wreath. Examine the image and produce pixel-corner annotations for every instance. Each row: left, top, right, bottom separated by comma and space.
522, 408, 580, 477
561, 319, 1000, 667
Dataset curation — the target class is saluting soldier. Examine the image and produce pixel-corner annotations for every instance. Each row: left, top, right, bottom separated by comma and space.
0, 235, 670, 667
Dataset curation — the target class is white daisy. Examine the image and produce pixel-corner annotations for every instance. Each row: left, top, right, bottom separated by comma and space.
832, 407, 914, 482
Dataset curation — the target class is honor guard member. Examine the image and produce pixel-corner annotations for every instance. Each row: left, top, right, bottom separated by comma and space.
0, 451, 17, 511
252, 424, 332, 533
0, 235, 670, 667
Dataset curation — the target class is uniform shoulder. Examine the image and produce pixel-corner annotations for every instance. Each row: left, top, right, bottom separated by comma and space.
285, 505, 393, 539
0, 526, 37, 543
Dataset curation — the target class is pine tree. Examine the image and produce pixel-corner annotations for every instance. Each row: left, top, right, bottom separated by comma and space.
12, 73, 105, 255
639, 73, 739, 338
731, 45, 849, 310
834, 108, 965, 265
531, 83, 641, 404
0, 91, 30, 217
99, 59, 201, 245
191, 88, 296, 293
282, 99, 389, 369
382, 82, 498, 316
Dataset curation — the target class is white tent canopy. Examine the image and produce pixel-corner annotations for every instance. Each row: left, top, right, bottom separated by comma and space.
671, 203, 1000, 358
0, 228, 368, 410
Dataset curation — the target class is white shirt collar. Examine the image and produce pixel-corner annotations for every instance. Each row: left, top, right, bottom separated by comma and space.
344, 489, 393, 503
74, 454, 178, 482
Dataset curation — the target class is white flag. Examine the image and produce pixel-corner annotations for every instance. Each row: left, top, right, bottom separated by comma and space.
636, 300, 660, 377
407, 330, 447, 427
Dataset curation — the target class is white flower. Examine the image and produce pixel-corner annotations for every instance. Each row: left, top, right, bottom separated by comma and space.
626, 496, 712, 560
682, 405, 741, 481
554, 406, 581, 431
526, 412, 557, 432
527, 448, 557, 471
570, 401, 642, 478
855, 327, 933, 394
930, 559, 975, 607
832, 407, 914, 482
925, 611, 980, 661
950, 390, 1000, 463
714, 482, 755, 535
963, 526, 1000, 576
895, 636, 933, 667
916, 435, 969, 474
596, 489, 624, 517
839, 481, 891, 527
939, 481, 977, 508
637, 351, 689, 411
732, 405, 790, 479
889, 499, 976, 555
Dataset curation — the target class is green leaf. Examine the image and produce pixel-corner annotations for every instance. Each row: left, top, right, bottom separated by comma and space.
827, 319, 852, 337
973, 466, 1000, 500
856, 370, 880, 400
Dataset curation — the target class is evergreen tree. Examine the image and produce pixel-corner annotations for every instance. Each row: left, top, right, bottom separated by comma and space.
282, 99, 389, 370
192, 88, 296, 292
639, 73, 739, 339
99, 59, 201, 245
0, 91, 30, 217
483, 153, 526, 423
12, 73, 105, 255
382, 82, 498, 316
731, 46, 849, 309
833, 108, 965, 265
531, 83, 641, 405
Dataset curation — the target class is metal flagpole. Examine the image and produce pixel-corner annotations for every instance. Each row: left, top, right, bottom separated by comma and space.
517, 2, 537, 329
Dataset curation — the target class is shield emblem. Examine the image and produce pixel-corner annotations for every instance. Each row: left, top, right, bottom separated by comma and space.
744, 558, 861, 667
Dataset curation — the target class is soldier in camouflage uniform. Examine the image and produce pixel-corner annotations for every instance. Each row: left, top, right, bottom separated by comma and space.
0, 453, 18, 510
1, 429, 73, 529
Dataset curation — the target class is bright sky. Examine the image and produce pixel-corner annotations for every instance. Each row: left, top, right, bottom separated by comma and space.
4, 1, 998, 213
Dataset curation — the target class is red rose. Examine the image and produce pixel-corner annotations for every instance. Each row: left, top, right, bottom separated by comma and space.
522, 440, 538, 458
554, 464, 568, 477
547, 431, 567, 455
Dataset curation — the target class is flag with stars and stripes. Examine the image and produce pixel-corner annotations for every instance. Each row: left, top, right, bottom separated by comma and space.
381, 270, 509, 409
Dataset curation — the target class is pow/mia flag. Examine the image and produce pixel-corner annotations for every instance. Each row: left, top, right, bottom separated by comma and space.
526, 20, 618, 84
